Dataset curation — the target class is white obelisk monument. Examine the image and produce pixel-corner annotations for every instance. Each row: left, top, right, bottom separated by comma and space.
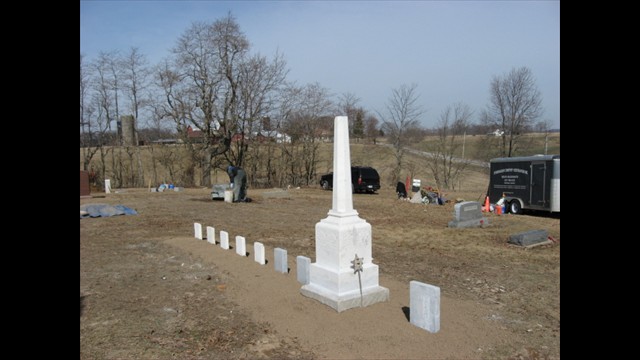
301, 116, 389, 312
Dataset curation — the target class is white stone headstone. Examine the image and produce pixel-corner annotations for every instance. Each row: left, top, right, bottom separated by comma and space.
207, 226, 216, 244
274, 248, 287, 274
301, 116, 389, 312
235, 236, 246, 256
410, 281, 440, 333
297, 256, 311, 285
194, 223, 203, 240
254, 242, 265, 265
104, 179, 111, 194
220, 231, 229, 250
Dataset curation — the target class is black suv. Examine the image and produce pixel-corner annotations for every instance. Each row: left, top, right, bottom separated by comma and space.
319, 166, 381, 193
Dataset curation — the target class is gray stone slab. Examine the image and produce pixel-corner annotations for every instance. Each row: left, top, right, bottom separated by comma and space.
254, 242, 265, 265
410, 280, 440, 333
454, 201, 483, 222
508, 229, 549, 246
206, 226, 216, 244
235, 236, 246, 256
297, 256, 311, 285
173, 187, 184, 192
220, 231, 229, 250
274, 248, 288, 274
211, 183, 230, 199
194, 223, 203, 240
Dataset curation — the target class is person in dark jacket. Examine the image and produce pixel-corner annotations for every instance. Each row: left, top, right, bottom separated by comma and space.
396, 181, 407, 199
227, 165, 247, 202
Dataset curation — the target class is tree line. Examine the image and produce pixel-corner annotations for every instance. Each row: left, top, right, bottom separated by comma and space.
81, 13, 549, 191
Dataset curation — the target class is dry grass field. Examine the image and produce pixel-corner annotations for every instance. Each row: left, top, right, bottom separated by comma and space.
80, 131, 560, 191
80, 141, 560, 359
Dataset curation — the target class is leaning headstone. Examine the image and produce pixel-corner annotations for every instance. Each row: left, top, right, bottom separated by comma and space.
235, 236, 246, 256
508, 229, 549, 247
274, 248, 287, 274
447, 201, 488, 228
206, 226, 216, 244
220, 231, 230, 250
297, 256, 311, 285
254, 242, 265, 265
410, 280, 440, 333
194, 223, 203, 240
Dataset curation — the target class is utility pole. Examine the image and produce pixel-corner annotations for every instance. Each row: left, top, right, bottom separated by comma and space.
544, 131, 549, 155
462, 131, 466, 159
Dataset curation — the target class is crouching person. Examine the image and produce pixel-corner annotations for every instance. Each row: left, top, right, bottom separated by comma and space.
227, 165, 248, 202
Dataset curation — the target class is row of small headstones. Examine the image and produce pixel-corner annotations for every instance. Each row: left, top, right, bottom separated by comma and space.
194, 222, 319, 287
193, 222, 440, 333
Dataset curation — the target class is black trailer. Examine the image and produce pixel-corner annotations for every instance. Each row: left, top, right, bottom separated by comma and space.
487, 154, 560, 214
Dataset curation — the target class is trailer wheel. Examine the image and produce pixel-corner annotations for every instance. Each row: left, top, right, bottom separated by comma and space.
509, 200, 522, 214
321, 180, 330, 190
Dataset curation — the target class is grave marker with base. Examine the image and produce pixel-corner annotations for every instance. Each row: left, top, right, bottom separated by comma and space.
300, 116, 389, 312
447, 201, 488, 228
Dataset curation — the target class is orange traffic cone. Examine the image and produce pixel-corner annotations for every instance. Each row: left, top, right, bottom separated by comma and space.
483, 195, 490, 212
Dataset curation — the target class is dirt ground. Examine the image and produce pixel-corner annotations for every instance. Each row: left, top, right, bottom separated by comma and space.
80, 185, 560, 359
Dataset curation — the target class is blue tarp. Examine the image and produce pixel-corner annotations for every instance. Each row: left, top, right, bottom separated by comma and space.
80, 204, 138, 218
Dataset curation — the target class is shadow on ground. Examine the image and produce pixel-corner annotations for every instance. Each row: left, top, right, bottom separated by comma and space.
401, 306, 410, 322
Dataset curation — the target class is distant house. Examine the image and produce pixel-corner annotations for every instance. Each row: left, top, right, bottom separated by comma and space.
231, 133, 246, 143
315, 129, 333, 142
185, 125, 291, 144
252, 130, 291, 143
186, 125, 204, 140
185, 125, 223, 144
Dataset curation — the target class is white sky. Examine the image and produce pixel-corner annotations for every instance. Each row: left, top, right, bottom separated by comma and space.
80, 0, 560, 129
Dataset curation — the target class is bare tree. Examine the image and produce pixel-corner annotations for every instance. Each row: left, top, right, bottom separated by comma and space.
378, 83, 425, 183
87, 88, 117, 188
155, 17, 247, 186
484, 67, 543, 157
426, 102, 473, 190
281, 82, 335, 186
91, 51, 123, 187
338, 92, 360, 137
237, 52, 288, 188
535, 118, 553, 155
121, 47, 150, 186
80, 53, 98, 171
232, 51, 288, 169
364, 114, 379, 144
156, 14, 288, 187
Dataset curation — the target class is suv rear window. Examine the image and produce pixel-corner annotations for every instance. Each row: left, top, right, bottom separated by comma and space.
359, 168, 378, 178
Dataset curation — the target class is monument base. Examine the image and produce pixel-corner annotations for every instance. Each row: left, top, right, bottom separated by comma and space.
301, 282, 389, 312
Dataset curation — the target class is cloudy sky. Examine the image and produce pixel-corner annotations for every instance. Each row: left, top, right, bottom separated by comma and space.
80, 0, 560, 129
